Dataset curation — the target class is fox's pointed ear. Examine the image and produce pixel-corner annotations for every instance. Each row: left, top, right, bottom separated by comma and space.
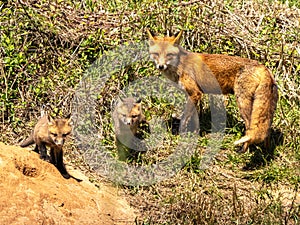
65, 113, 73, 126
147, 29, 155, 40
135, 98, 142, 104
147, 29, 155, 45
134, 98, 142, 110
67, 118, 73, 126
47, 115, 55, 126
65, 113, 71, 119
119, 95, 125, 102
173, 30, 183, 45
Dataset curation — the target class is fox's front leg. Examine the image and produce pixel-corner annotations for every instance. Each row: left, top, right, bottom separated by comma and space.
33, 145, 39, 153
180, 97, 200, 133
52, 147, 70, 179
36, 141, 50, 162
179, 73, 202, 133
50, 147, 56, 164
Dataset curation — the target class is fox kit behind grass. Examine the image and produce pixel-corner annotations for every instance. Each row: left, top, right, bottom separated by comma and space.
20, 113, 72, 179
147, 30, 278, 152
112, 97, 146, 160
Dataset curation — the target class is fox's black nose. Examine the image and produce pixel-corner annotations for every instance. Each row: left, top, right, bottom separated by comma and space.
158, 65, 165, 70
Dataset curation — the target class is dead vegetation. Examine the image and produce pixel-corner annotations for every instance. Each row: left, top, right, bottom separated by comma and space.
0, 0, 299, 224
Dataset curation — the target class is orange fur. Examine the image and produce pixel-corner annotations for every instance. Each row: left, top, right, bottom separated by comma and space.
112, 97, 146, 160
148, 30, 278, 152
20, 114, 72, 178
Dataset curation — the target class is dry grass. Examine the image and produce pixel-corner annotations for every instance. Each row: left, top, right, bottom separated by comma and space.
1, 0, 299, 224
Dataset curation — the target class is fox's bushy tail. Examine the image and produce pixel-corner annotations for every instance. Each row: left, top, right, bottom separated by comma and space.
20, 135, 34, 147
235, 69, 278, 147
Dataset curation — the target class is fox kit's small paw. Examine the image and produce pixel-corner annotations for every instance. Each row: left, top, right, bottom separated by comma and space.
61, 172, 71, 179
40, 154, 51, 162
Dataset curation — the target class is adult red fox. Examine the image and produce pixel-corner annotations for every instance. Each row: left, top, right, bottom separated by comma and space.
20, 113, 72, 178
147, 30, 278, 152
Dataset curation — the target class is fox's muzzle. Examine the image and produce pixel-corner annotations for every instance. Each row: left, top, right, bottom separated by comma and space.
55, 139, 64, 147
122, 117, 132, 126
157, 64, 167, 71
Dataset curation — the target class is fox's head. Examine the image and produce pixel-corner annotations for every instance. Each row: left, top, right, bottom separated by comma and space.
147, 30, 184, 71
115, 98, 143, 128
48, 115, 72, 148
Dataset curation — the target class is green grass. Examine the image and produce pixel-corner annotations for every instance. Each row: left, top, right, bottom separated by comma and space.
1, 0, 299, 224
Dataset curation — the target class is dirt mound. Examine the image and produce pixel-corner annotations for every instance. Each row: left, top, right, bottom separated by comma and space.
0, 142, 136, 225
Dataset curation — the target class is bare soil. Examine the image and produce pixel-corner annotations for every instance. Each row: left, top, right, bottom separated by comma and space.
0, 142, 136, 225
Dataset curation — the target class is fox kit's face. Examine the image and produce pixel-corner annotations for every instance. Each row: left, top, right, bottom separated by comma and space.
147, 30, 183, 71
48, 116, 72, 148
116, 98, 142, 128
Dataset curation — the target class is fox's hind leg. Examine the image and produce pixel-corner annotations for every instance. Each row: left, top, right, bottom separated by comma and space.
235, 99, 252, 153
236, 96, 252, 131
248, 81, 277, 147
234, 90, 254, 153
264, 135, 271, 150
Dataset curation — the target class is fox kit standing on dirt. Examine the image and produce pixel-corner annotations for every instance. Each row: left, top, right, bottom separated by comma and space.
147, 30, 278, 152
20, 113, 72, 179
112, 97, 146, 160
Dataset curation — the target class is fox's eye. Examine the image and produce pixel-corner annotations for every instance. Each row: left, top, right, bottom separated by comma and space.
167, 53, 175, 58
150, 53, 159, 58
62, 132, 70, 138
51, 133, 57, 137
131, 115, 138, 119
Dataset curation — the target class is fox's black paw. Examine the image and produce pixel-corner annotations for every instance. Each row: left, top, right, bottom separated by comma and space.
40, 154, 51, 162
62, 173, 71, 179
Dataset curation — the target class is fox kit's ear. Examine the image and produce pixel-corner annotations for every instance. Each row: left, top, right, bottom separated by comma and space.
134, 98, 142, 110
147, 29, 155, 45
65, 113, 71, 119
135, 98, 142, 104
48, 115, 55, 126
119, 95, 125, 103
173, 30, 183, 45
65, 113, 73, 126
67, 118, 73, 126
